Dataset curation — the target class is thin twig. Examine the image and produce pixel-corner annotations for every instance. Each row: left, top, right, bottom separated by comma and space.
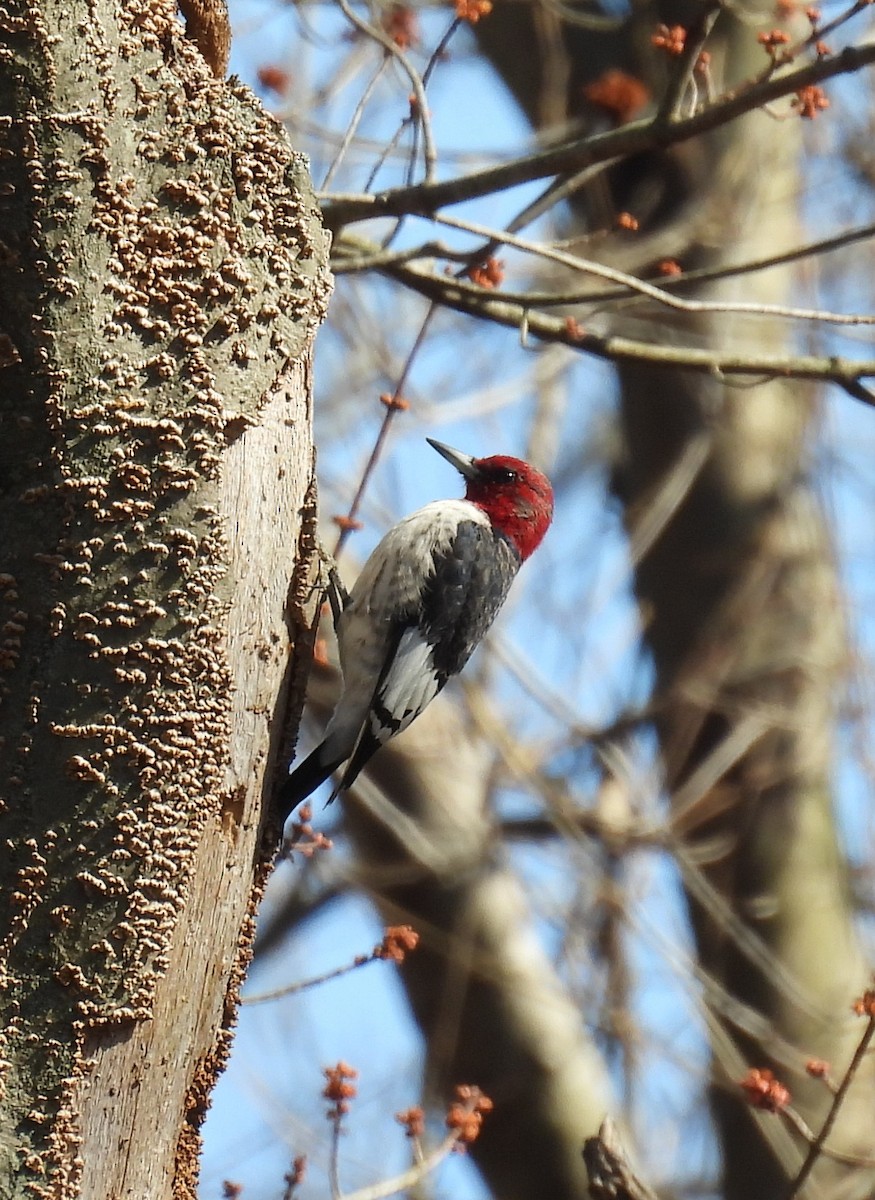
364, 116, 412, 196
374, 257, 875, 389
785, 1012, 875, 1200
502, 158, 624, 238
675, 843, 825, 1016
843, 379, 875, 406
406, 14, 462, 187
332, 304, 437, 559
334, 239, 468, 272
329, 1118, 342, 1200
658, 4, 722, 121
322, 57, 390, 190
780, 1104, 875, 1168
751, 0, 873, 86
333, 220, 875, 306
407, 209, 875, 328
242, 954, 377, 1006
422, 15, 462, 89
339, 1130, 463, 1200
335, 0, 437, 182
378, 15, 465, 249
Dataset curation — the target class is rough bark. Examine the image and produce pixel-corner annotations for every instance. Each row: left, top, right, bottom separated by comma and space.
0, 1, 330, 1196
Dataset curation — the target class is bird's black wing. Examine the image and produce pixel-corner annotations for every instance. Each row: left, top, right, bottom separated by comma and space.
418, 521, 520, 684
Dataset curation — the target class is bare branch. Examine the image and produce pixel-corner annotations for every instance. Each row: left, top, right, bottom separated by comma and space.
321, 43, 875, 226
333, 221, 875, 312
371, 257, 875, 389
583, 1118, 658, 1200
384, 209, 875, 328
338, 1130, 465, 1200
786, 1011, 875, 1200
657, 4, 722, 121
334, 0, 437, 182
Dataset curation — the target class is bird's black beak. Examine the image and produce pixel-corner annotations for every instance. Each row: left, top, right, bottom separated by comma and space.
426, 438, 481, 481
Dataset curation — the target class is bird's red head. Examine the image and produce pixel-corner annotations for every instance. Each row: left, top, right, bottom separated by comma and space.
427, 439, 554, 561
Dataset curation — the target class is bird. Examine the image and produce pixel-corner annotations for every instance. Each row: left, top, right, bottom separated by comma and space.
276, 438, 554, 817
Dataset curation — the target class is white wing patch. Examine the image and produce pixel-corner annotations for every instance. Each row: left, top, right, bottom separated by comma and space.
370, 627, 441, 744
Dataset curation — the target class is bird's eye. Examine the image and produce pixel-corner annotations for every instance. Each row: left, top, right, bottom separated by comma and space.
496, 468, 517, 483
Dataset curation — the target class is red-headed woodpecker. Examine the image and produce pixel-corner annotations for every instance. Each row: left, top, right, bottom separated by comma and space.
277, 439, 554, 815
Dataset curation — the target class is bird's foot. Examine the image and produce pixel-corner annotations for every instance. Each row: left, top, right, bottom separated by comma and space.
316, 544, 349, 630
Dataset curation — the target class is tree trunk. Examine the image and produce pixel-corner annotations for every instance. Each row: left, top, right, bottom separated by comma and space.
0, 1, 330, 1196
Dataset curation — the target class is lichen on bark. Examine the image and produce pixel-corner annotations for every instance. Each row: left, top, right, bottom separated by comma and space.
0, 0, 330, 1193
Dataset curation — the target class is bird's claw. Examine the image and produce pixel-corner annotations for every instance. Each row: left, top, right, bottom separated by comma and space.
316, 545, 349, 631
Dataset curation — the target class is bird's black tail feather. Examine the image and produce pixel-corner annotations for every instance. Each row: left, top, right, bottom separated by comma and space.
337, 728, 382, 793
274, 743, 344, 826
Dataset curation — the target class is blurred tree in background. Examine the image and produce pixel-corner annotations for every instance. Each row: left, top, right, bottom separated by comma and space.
210, 2, 875, 1199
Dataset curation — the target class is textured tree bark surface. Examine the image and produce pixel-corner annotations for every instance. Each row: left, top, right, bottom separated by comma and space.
0, 1, 330, 1196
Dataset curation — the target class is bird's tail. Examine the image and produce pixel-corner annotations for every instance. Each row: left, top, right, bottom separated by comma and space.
274, 742, 345, 825
336, 727, 382, 793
